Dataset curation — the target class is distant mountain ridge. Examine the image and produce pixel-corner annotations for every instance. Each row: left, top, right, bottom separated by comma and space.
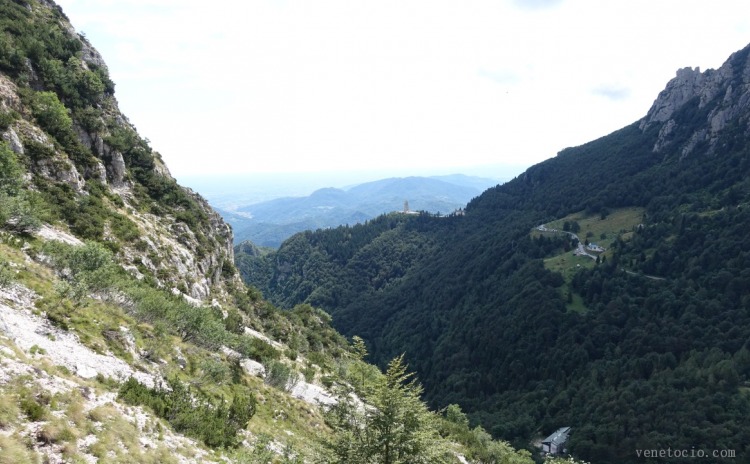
229, 174, 499, 247
238, 43, 750, 463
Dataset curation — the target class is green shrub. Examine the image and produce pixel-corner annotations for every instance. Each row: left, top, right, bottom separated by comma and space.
307, 351, 328, 370
200, 358, 229, 384
0, 142, 41, 233
302, 364, 317, 383
30, 91, 72, 142
263, 360, 298, 392
42, 240, 117, 301
19, 396, 47, 421
0, 109, 14, 129
118, 377, 256, 449
224, 307, 245, 335
321, 375, 335, 389
235, 434, 275, 464
73, 106, 104, 132
67, 241, 112, 274
0, 260, 14, 288
0, 141, 23, 196
229, 335, 280, 363
229, 357, 244, 384
221, 259, 236, 279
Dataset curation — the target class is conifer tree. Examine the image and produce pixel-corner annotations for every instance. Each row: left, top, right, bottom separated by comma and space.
321, 354, 453, 463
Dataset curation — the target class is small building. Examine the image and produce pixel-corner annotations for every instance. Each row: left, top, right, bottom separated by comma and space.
541, 427, 571, 455
586, 243, 605, 253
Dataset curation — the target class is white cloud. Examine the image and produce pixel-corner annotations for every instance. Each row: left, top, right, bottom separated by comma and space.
592, 85, 631, 101
512, 0, 564, 10
55, 0, 750, 176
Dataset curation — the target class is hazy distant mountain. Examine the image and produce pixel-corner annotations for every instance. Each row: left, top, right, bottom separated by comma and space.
428, 174, 503, 191
230, 175, 499, 247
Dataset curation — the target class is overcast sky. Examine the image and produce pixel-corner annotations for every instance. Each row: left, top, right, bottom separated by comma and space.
55, 0, 750, 178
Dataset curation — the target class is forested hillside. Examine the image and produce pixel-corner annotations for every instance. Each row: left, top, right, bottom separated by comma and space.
239, 43, 750, 463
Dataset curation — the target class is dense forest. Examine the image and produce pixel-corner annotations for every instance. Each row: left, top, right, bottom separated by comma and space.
239, 44, 750, 463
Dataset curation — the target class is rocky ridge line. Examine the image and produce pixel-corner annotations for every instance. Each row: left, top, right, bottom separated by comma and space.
640, 44, 750, 157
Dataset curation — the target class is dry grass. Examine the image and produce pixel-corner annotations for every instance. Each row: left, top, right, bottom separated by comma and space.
38, 418, 78, 444
88, 414, 138, 458
87, 403, 119, 423
0, 391, 19, 428
0, 434, 40, 464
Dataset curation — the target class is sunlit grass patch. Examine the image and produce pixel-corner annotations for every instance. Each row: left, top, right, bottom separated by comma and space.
0, 434, 40, 464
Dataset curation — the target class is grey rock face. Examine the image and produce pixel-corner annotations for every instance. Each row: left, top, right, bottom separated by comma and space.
74, 124, 131, 188
641, 45, 750, 156
108, 150, 128, 187
12, 121, 86, 193
0, 74, 22, 111
2, 127, 24, 155
640, 67, 704, 129
79, 37, 109, 70
37, 157, 86, 193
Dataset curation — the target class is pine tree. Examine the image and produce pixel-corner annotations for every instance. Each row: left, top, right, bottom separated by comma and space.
321, 355, 453, 463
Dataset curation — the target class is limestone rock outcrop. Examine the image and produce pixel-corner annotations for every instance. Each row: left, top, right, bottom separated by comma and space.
640, 45, 750, 157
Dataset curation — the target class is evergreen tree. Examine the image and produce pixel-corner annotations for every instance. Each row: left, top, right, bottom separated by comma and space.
322, 355, 453, 463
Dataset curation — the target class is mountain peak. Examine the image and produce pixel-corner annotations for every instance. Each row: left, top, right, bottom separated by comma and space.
640, 42, 750, 156
640, 66, 704, 127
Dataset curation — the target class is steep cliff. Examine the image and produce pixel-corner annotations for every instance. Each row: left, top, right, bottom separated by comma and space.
641, 43, 750, 157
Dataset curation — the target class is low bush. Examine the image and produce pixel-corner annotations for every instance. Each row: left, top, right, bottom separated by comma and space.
0, 260, 14, 288
264, 360, 299, 392
19, 396, 47, 422
118, 377, 256, 449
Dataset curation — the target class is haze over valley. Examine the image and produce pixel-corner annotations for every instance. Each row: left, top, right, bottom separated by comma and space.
183, 173, 504, 248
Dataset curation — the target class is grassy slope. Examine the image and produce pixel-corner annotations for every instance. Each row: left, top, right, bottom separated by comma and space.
532, 207, 646, 312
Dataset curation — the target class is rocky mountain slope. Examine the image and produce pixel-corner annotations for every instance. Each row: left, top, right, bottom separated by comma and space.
0, 1, 236, 303
642, 45, 750, 156
240, 43, 750, 463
